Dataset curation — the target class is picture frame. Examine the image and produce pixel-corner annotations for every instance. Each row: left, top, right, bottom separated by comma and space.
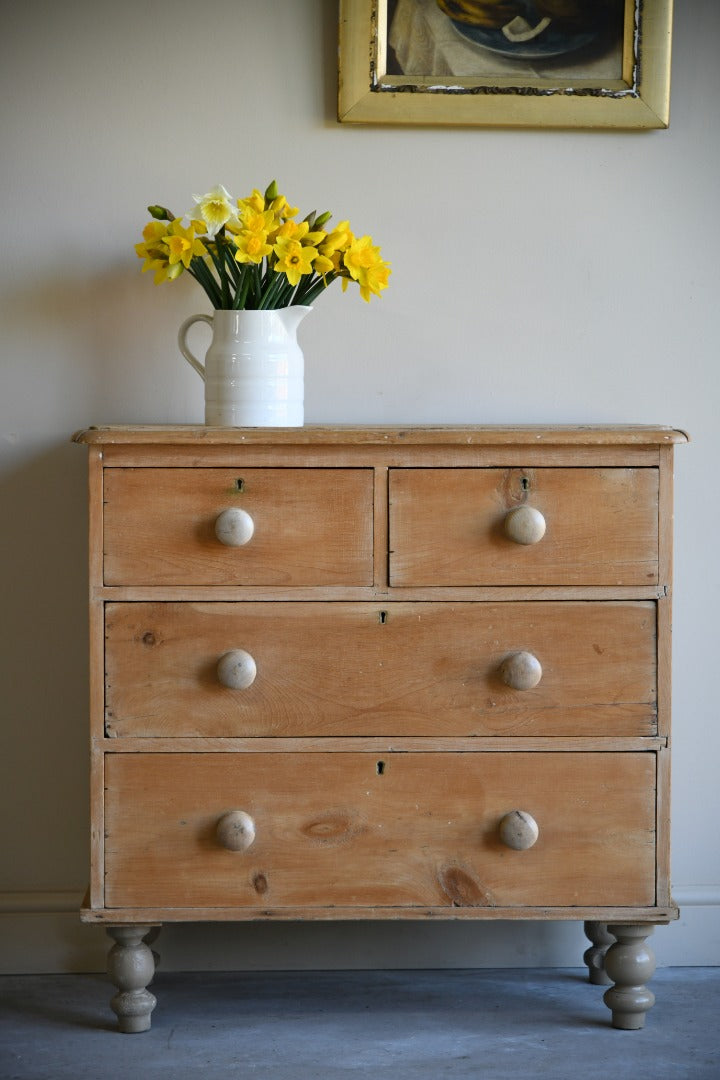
338, 0, 673, 129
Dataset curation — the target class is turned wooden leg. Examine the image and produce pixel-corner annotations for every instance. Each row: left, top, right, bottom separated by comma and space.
107, 925, 159, 1033
603, 924, 656, 1029
583, 921, 614, 985
143, 925, 161, 983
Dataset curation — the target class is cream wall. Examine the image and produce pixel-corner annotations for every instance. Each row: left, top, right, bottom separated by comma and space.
1, 0, 718, 974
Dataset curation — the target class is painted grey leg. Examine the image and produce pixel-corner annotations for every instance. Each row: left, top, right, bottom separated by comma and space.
143, 925, 161, 983
107, 925, 159, 1033
583, 921, 614, 985
603, 924, 656, 1029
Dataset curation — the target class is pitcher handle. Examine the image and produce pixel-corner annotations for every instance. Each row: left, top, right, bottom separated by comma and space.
178, 314, 213, 381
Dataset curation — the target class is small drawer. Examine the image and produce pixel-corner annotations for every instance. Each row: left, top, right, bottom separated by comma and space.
389, 467, 659, 586
105, 601, 656, 738
104, 751, 656, 909
103, 468, 374, 586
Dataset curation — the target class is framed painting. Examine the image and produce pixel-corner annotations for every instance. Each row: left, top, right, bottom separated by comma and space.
338, 0, 673, 128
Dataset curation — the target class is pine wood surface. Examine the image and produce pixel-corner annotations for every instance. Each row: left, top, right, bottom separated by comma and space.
390, 467, 659, 587
81, 904, 678, 923
104, 601, 657, 739
103, 468, 374, 587
103, 752, 656, 911
73, 424, 689, 446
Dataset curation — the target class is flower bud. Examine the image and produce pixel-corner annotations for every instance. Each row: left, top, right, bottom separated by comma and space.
315, 210, 332, 228
264, 180, 279, 201
147, 204, 172, 220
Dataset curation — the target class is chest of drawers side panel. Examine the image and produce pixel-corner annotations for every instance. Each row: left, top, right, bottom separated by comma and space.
87, 447, 106, 907
655, 444, 677, 904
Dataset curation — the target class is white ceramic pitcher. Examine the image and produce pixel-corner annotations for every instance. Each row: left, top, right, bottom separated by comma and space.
178, 306, 310, 427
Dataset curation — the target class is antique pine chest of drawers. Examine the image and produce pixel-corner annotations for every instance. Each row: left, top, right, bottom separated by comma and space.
74, 424, 686, 1032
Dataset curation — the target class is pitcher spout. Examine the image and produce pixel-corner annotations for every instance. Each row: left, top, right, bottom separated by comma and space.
278, 305, 312, 338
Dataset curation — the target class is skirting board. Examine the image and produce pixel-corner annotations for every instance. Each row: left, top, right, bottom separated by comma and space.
1, 888, 718, 975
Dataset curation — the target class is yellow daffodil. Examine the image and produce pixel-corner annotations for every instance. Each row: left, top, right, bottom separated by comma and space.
344, 234, 380, 279
273, 235, 317, 286
313, 253, 336, 276
358, 260, 391, 302
190, 184, 239, 238
319, 220, 353, 256
135, 221, 181, 284
241, 207, 275, 235
274, 219, 306, 242
273, 219, 326, 249
343, 235, 391, 301
163, 219, 207, 269
269, 194, 299, 221
238, 189, 266, 215
234, 230, 273, 265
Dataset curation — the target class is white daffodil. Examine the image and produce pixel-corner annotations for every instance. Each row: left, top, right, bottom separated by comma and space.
189, 184, 239, 238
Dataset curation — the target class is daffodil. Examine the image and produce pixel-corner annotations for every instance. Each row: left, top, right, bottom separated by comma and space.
344, 234, 380, 279
357, 260, 391, 302
273, 235, 317, 286
313, 252, 336, 276
319, 220, 353, 256
269, 194, 299, 221
342, 234, 391, 302
241, 207, 275, 235
190, 184, 239, 238
234, 229, 273, 265
135, 221, 179, 283
163, 219, 207, 269
238, 188, 266, 216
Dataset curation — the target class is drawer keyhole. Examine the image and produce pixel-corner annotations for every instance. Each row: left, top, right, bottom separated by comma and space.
376, 761, 386, 775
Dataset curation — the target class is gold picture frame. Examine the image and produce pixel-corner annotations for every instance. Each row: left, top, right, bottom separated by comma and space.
338, 0, 673, 128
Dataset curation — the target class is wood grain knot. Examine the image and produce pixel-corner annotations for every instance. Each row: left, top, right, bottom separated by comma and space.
302, 813, 357, 845
142, 632, 157, 646
438, 866, 493, 908
252, 873, 268, 894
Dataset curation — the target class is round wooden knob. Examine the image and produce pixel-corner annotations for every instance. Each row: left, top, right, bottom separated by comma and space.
499, 651, 542, 690
215, 507, 254, 547
504, 505, 546, 545
499, 810, 539, 851
217, 649, 257, 689
216, 810, 255, 852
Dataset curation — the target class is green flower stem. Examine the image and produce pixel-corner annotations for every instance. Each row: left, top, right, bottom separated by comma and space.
206, 237, 231, 308
233, 269, 253, 310
189, 257, 223, 309
257, 271, 287, 310
299, 274, 335, 306
218, 235, 241, 289
252, 264, 262, 307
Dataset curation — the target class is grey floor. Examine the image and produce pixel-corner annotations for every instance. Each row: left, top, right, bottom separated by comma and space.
1, 968, 718, 1080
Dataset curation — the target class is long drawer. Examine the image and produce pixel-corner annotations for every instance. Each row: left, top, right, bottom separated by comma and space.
104, 752, 656, 910
389, 467, 659, 586
104, 601, 657, 738
103, 468, 374, 586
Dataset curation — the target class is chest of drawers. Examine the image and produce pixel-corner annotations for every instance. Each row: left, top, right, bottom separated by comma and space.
75, 424, 685, 1033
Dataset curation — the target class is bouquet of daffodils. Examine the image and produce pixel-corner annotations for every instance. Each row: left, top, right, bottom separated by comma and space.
135, 181, 390, 310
